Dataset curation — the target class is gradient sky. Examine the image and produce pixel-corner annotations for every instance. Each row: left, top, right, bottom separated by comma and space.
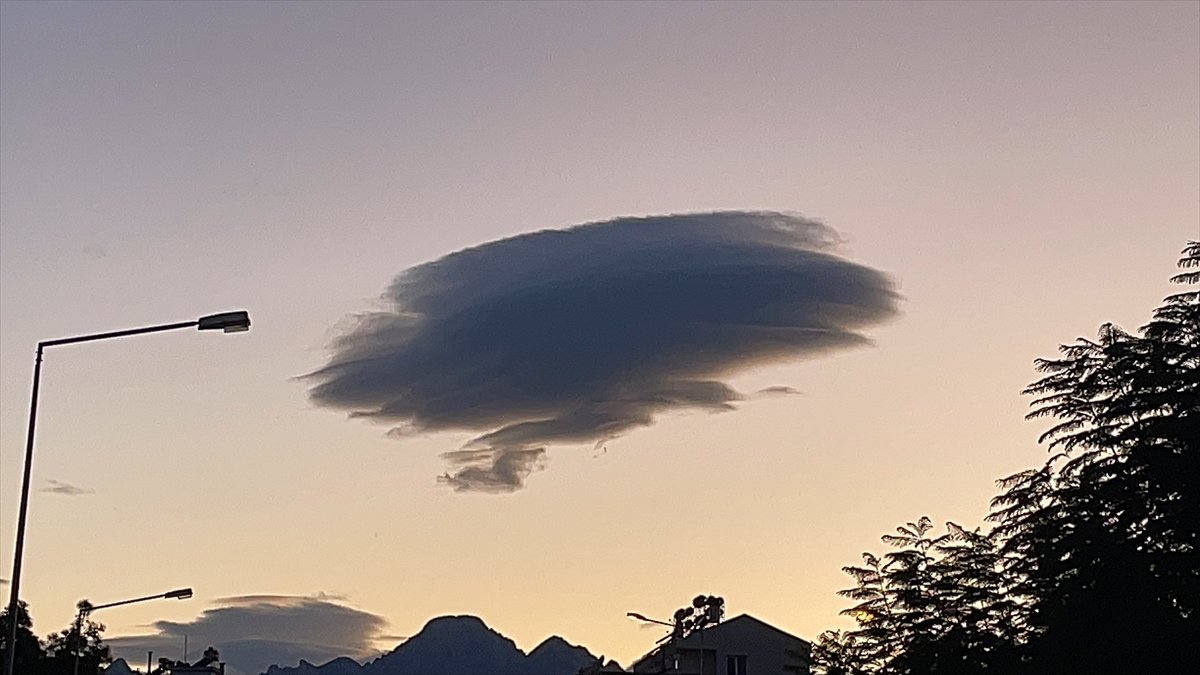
1, 1, 1197, 672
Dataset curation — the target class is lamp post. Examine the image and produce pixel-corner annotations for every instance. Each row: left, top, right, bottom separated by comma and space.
628, 611, 680, 645
5, 311, 250, 675
626, 612, 674, 628
72, 588, 193, 675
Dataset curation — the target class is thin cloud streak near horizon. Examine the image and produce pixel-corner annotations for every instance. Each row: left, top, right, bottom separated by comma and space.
307, 211, 899, 492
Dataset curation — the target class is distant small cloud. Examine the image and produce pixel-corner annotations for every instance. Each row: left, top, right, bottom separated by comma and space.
308, 211, 898, 492
213, 591, 349, 606
40, 479, 95, 496
81, 243, 108, 259
755, 386, 802, 396
107, 594, 387, 675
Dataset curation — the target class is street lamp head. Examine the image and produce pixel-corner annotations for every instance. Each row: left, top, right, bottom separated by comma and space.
165, 588, 193, 600
197, 311, 251, 333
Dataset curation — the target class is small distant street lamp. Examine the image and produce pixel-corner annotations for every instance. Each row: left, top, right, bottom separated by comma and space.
627, 611, 679, 645
5, 311, 250, 675
626, 612, 673, 628
72, 589, 194, 675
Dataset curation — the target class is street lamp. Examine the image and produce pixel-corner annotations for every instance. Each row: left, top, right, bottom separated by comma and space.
72, 588, 193, 675
627, 612, 673, 628
628, 611, 684, 649
5, 311, 250, 675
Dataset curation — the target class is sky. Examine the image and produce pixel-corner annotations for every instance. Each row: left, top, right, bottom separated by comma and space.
1, 1, 1197, 673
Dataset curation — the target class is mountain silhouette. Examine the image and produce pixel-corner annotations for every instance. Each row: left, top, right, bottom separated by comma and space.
262, 615, 601, 675
525, 636, 601, 675
263, 656, 363, 675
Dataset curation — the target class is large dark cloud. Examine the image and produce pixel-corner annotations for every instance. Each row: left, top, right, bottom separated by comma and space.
308, 211, 898, 492
106, 594, 388, 675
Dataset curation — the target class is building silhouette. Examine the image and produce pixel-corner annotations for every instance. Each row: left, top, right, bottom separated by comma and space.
626, 614, 809, 675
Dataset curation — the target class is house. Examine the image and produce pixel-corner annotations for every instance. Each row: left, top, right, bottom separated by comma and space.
628, 614, 810, 675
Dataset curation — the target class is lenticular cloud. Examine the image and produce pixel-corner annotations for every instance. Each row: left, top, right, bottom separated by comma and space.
307, 211, 898, 492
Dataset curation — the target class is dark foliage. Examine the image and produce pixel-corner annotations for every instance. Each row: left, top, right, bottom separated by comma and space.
815, 519, 1022, 674
990, 240, 1200, 671
1, 602, 44, 675
816, 241, 1199, 674
41, 614, 111, 675
0, 602, 111, 675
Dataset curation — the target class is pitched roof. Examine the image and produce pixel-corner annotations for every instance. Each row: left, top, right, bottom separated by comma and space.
680, 614, 808, 647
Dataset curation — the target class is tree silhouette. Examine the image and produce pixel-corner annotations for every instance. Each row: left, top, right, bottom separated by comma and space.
0, 601, 45, 675
817, 519, 1020, 674
811, 630, 870, 675
41, 613, 111, 675
989, 240, 1200, 671
0, 601, 111, 675
817, 241, 1199, 674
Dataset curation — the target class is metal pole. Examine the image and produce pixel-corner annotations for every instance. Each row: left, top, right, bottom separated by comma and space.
5, 318, 211, 675
147, 651, 153, 675
5, 346, 43, 675
87, 591, 186, 613
55, 590, 189, 675
73, 606, 86, 675
39, 321, 198, 349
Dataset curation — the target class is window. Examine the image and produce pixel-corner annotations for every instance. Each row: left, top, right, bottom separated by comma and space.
726, 654, 747, 675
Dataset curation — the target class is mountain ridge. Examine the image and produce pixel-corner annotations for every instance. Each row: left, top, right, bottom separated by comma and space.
261, 615, 604, 675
